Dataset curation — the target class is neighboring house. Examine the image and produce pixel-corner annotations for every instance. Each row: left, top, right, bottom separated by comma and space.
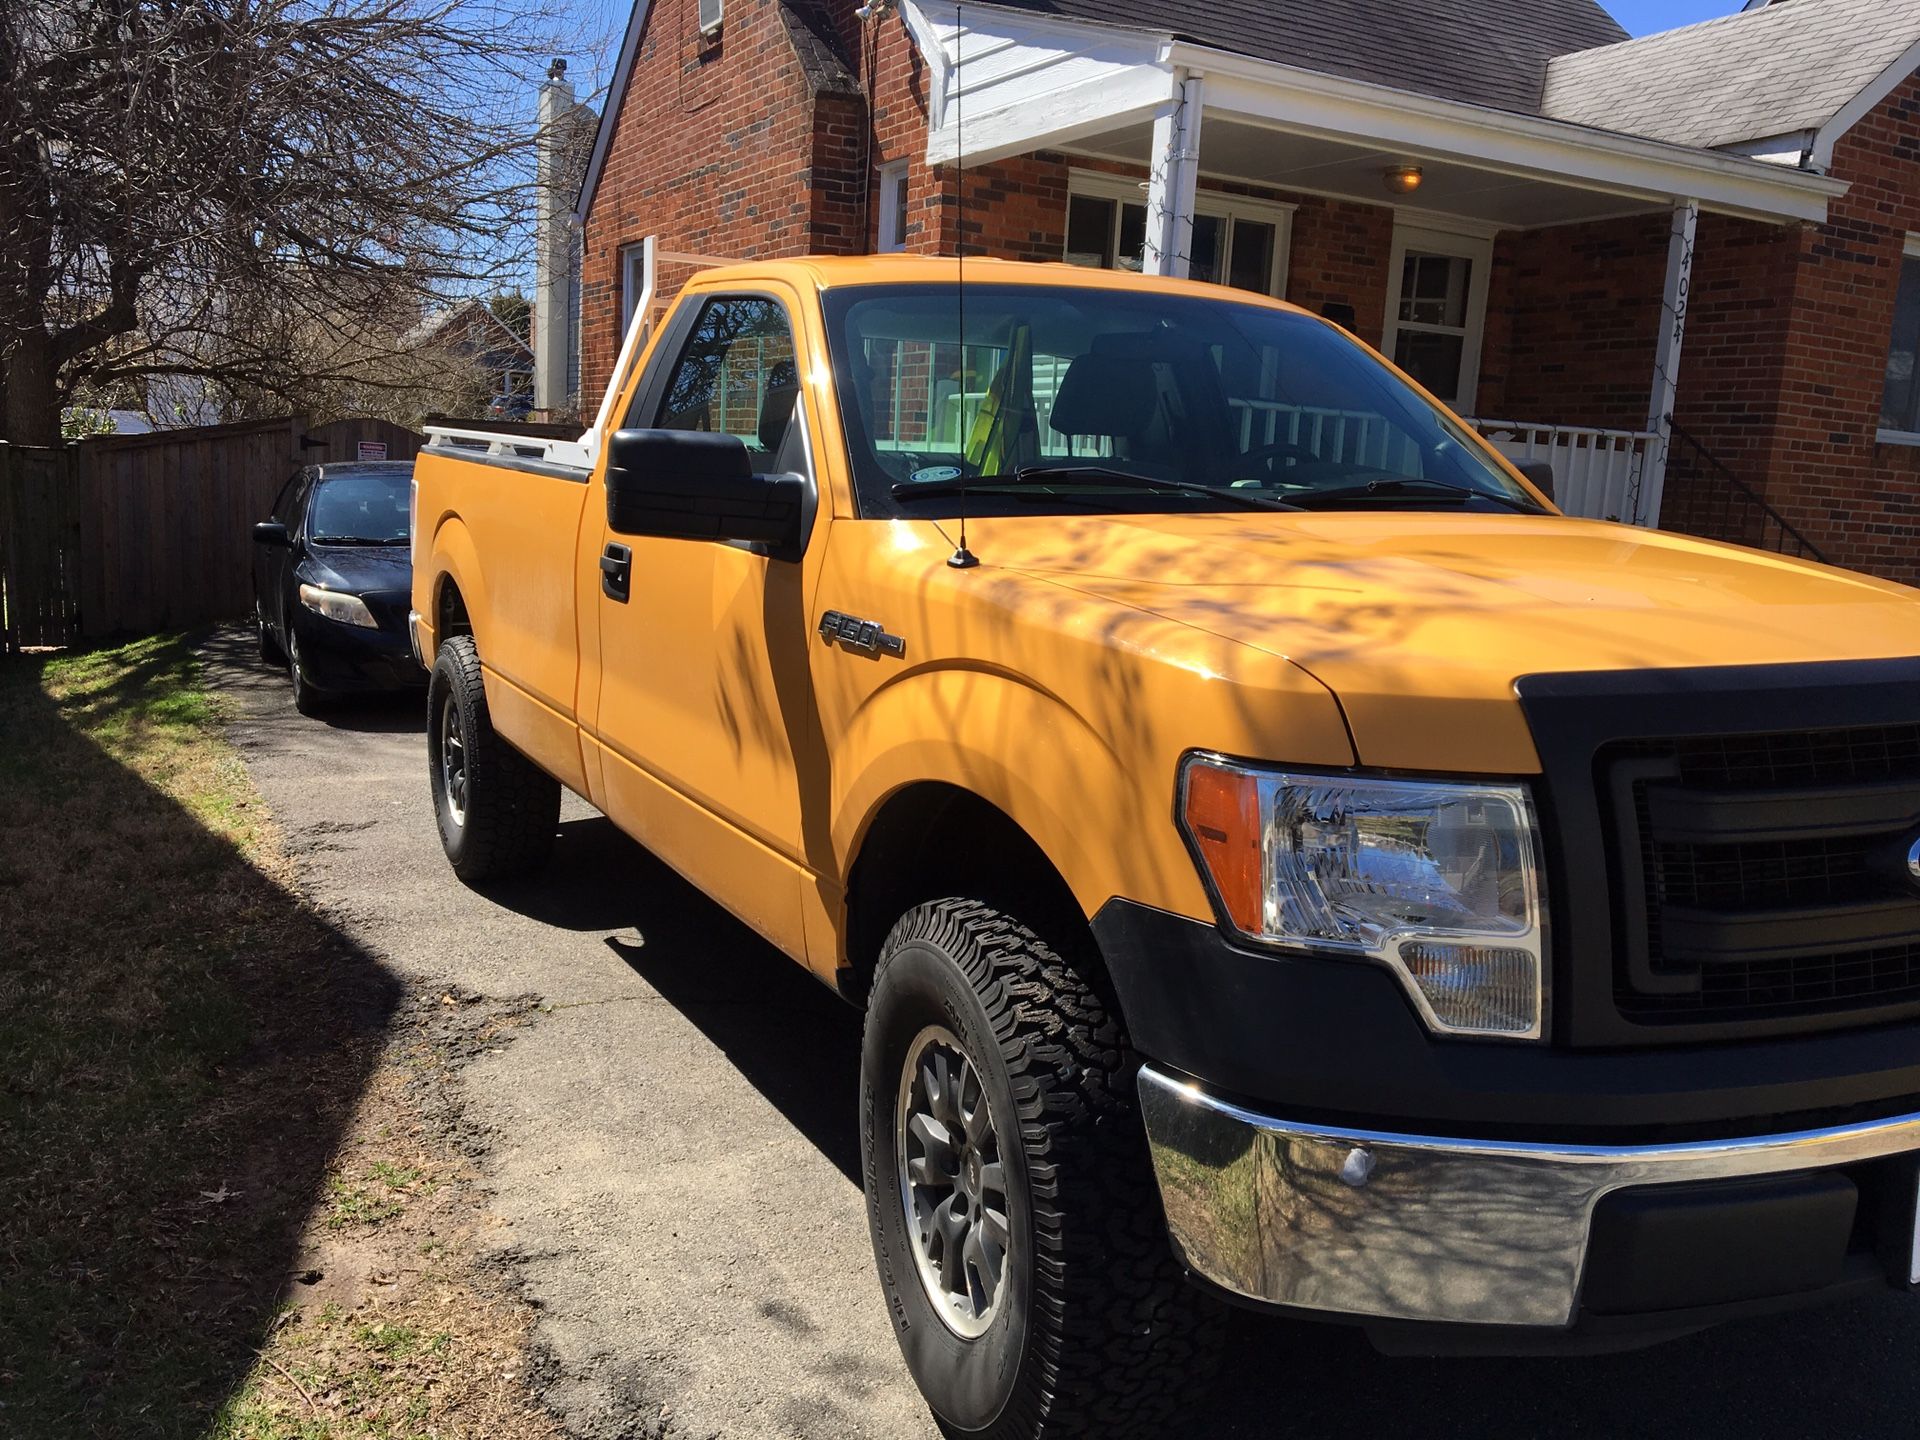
575, 0, 1920, 582
409, 297, 536, 418
534, 59, 599, 414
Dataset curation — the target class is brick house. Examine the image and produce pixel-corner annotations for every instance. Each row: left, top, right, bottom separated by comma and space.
575, 0, 1920, 582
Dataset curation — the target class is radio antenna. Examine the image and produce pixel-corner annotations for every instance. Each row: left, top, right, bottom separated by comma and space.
947, 2, 978, 569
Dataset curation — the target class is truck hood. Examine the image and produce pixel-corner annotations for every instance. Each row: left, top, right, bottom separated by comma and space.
951, 511, 1920, 772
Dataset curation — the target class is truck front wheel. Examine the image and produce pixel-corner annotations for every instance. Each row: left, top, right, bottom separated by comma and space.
427, 635, 560, 883
861, 898, 1219, 1439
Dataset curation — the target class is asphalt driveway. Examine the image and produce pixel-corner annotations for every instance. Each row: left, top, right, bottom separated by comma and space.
207, 629, 1920, 1439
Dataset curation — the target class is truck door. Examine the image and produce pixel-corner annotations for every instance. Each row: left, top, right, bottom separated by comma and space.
588, 288, 822, 962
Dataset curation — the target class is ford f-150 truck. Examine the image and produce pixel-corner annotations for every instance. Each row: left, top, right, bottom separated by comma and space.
410, 251, 1920, 1439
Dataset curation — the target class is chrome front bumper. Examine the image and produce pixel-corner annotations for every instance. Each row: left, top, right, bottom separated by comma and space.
1139, 1066, 1920, 1329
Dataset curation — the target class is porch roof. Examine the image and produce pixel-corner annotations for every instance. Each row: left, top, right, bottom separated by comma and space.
903, 0, 1851, 228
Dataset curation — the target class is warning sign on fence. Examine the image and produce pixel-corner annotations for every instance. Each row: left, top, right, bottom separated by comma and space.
357, 440, 388, 461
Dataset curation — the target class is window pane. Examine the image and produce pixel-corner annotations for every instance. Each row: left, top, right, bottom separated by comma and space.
651, 297, 799, 460
1401, 253, 1471, 329
892, 173, 910, 248
1227, 220, 1276, 295
1881, 257, 1920, 433
1189, 214, 1224, 286
1117, 203, 1147, 272
1394, 329, 1466, 402
1065, 195, 1114, 268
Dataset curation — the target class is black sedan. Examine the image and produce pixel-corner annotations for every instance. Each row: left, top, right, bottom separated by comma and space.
251, 461, 424, 714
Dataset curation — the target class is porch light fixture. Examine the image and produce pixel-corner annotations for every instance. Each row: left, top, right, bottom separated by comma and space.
1383, 164, 1425, 196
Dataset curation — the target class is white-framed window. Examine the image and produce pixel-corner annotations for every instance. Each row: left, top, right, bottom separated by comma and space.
620, 242, 648, 338
1382, 222, 1494, 414
697, 0, 724, 38
1878, 235, 1920, 445
1062, 171, 1293, 299
877, 162, 910, 253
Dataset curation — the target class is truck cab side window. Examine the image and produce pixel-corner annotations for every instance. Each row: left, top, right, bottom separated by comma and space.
649, 296, 805, 474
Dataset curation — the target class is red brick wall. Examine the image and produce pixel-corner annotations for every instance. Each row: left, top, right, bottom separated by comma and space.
578, 0, 863, 406
1745, 72, 1920, 582
1477, 213, 1667, 429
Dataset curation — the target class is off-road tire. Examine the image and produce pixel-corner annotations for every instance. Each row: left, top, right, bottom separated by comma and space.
427, 635, 560, 883
862, 898, 1221, 1440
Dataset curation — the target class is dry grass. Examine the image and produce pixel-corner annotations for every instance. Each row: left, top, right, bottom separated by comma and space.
0, 634, 559, 1440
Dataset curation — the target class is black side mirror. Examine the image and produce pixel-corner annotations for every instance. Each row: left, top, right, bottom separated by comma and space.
253, 520, 292, 547
1514, 458, 1557, 505
604, 429, 804, 557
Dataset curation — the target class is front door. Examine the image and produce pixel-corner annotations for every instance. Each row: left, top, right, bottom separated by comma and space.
1383, 224, 1494, 414
590, 289, 821, 959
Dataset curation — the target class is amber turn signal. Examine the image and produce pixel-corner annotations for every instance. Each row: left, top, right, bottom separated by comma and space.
1182, 762, 1263, 933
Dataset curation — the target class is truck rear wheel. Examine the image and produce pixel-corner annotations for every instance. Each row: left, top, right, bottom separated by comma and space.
861, 898, 1219, 1439
427, 635, 560, 883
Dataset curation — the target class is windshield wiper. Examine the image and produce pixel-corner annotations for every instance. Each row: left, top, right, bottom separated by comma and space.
311, 535, 410, 546
1286, 477, 1536, 512
891, 465, 1301, 513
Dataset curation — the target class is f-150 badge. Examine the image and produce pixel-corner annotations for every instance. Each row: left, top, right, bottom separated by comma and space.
818, 610, 906, 659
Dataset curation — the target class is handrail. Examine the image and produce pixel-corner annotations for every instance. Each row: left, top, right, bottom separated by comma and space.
1664, 422, 1828, 562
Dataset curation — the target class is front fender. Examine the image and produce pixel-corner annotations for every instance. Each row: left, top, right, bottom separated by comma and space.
830, 664, 1213, 924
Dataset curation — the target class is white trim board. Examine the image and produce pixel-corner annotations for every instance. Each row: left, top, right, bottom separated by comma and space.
899, 0, 1846, 226
1811, 35, 1920, 172
575, 0, 655, 225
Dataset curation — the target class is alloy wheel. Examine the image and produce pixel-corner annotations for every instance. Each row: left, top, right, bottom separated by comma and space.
896, 1025, 1011, 1338
438, 692, 468, 827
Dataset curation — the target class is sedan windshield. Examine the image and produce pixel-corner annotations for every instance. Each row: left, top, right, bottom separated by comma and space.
309, 469, 411, 544
822, 283, 1542, 519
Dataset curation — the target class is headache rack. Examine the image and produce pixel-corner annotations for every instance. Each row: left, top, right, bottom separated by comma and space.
422, 237, 732, 471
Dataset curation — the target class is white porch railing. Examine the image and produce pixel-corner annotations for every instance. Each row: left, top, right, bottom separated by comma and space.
1468, 419, 1664, 527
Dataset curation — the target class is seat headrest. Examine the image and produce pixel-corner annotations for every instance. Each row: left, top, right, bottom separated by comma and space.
758, 359, 799, 453
1049, 352, 1160, 439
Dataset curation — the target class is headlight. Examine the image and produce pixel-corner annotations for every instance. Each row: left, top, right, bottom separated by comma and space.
298, 583, 378, 629
1179, 756, 1546, 1040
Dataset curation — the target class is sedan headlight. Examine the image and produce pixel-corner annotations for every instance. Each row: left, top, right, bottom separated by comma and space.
1179, 756, 1546, 1040
298, 583, 378, 629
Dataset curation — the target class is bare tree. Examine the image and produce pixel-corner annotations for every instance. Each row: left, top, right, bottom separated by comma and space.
0, 0, 572, 444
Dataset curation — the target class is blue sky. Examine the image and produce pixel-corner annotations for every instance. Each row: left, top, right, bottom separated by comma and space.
1608, 1, 1747, 34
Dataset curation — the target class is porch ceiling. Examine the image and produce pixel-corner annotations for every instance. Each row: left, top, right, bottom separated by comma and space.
1065, 119, 1676, 230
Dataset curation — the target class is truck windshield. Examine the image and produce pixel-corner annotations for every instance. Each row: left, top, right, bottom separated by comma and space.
309, 468, 412, 545
821, 283, 1543, 520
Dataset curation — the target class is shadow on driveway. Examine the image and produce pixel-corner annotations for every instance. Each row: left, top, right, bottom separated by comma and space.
482, 812, 1918, 1439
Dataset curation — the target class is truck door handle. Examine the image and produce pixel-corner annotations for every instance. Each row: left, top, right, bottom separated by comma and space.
600, 543, 632, 603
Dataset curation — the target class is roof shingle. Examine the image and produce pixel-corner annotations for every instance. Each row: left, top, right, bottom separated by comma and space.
975, 0, 1628, 115
1543, 0, 1920, 151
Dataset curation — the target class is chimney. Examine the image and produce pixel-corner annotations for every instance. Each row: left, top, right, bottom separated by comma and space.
534, 59, 575, 414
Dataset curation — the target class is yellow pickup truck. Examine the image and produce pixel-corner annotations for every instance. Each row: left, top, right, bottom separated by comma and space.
411, 254, 1920, 1438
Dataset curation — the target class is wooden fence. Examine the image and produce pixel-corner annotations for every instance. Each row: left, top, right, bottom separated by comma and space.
1, 416, 423, 651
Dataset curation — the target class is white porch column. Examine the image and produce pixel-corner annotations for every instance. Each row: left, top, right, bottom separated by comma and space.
1641, 197, 1699, 527
1143, 72, 1204, 278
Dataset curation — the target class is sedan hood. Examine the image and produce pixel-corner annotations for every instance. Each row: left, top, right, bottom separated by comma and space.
950, 511, 1920, 771
299, 542, 411, 596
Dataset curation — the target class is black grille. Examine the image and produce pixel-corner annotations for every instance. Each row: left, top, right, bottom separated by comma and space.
1659, 725, 1920, 790
1607, 724, 1920, 1026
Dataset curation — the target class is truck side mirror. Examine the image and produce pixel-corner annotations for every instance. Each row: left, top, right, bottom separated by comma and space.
604, 429, 804, 556
253, 520, 292, 547
1514, 458, 1557, 505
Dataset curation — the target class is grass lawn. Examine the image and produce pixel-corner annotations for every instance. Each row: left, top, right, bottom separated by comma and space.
0, 634, 557, 1439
